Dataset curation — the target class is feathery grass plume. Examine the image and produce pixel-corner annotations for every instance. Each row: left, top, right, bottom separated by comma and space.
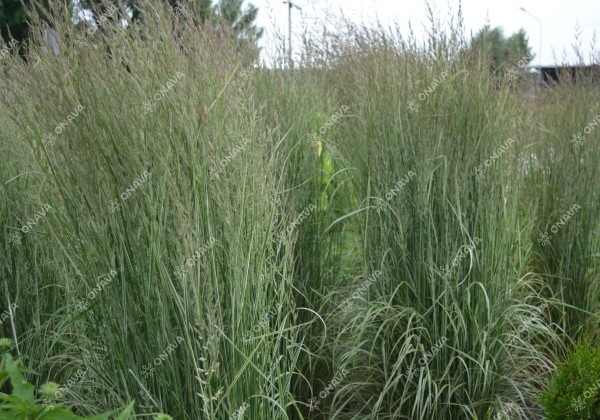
1, 0, 302, 417
1, 0, 599, 418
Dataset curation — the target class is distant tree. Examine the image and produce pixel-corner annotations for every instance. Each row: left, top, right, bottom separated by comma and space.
0, 0, 262, 58
214, 0, 262, 46
0, 0, 31, 45
80, 0, 262, 45
471, 25, 533, 72
0, 0, 63, 55
79, 0, 209, 23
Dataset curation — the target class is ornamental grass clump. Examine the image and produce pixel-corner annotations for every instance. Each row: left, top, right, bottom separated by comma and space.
1, 1, 303, 418
1, 0, 600, 418
284, 13, 562, 419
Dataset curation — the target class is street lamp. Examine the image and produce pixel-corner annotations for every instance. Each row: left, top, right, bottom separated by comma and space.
520, 7, 542, 82
283, 1, 301, 69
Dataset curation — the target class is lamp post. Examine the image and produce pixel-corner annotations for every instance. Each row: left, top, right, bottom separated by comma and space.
283, 1, 301, 69
519, 7, 542, 83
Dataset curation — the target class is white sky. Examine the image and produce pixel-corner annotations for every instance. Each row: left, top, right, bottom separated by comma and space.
252, 0, 600, 67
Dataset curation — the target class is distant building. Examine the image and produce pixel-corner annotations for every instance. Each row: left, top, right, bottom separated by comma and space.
533, 64, 600, 86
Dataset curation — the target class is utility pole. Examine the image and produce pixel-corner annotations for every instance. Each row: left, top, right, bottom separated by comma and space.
519, 7, 543, 84
283, 1, 301, 69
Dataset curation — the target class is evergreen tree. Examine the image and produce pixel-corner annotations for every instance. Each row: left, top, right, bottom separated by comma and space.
471, 25, 533, 72
0, 0, 32, 45
81, 0, 262, 45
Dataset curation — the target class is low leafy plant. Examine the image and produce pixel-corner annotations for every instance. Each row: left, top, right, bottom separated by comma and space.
0, 338, 136, 419
541, 334, 600, 419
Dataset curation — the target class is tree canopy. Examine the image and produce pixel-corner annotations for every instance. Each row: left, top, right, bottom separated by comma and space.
471, 25, 533, 71
0, 0, 32, 46
0, 0, 263, 50
81, 0, 263, 44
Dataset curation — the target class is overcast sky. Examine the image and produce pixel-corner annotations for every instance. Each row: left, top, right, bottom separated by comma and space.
252, 0, 600, 67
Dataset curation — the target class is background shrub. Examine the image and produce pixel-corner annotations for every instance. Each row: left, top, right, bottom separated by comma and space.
541, 334, 600, 419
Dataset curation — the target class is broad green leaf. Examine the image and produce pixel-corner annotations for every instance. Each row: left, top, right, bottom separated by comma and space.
3, 354, 34, 403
